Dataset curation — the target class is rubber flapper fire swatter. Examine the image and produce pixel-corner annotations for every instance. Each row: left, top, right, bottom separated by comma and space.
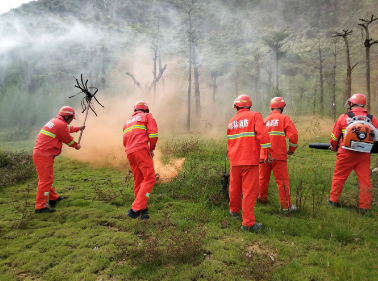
69, 74, 104, 144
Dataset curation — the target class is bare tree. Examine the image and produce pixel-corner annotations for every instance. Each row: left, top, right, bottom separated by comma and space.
333, 30, 357, 101
331, 38, 338, 121
317, 38, 325, 113
250, 54, 261, 104
151, 20, 161, 100
125, 64, 167, 95
192, 40, 201, 119
182, 0, 196, 132
358, 15, 378, 112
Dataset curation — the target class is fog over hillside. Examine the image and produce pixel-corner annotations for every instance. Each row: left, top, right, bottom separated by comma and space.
0, 0, 377, 141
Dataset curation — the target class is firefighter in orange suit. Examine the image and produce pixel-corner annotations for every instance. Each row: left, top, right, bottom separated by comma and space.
258, 97, 298, 211
33, 106, 85, 213
227, 95, 274, 231
328, 93, 378, 210
123, 101, 158, 220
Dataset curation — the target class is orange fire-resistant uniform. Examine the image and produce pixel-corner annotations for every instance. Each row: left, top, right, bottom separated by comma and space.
330, 107, 378, 209
258, 111, 298, 208
123, 112, 158, 211
227, 109, 273, 227
33, 115, 80, 209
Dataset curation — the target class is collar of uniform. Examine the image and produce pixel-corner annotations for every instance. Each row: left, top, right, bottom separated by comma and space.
132, 112, 141, 117
237, 108, 250, 114
269, 111, 281, 115
56, 115, 66, 122
351, 108, 368, 114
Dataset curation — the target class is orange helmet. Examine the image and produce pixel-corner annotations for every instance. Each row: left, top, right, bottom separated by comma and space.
347, 93, 366, 106
233, 95, 252, 109
134, 101, 149, 112
59, 106, 76, 119
270, 97, 286, 109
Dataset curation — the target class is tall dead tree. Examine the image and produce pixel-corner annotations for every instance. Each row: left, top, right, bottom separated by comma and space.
317, 38, 325, 113
358, 15, 378, 112
192, 44, 201, 118
125, 64, 167, 95
151, 20, 161, 100
333, 30, 357, 101
182, 0, 195, 132
251, 54, 261, 104
331, 38, 338, 121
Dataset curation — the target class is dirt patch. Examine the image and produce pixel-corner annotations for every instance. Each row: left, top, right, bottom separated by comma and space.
246, 241, 278, 260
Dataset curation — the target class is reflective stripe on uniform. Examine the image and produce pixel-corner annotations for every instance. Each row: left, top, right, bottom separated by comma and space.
331, 133, 339, 141
67, 140, 75, 146
123, 125, 147, 135
40, 130, 56, 138
289, 142, 298, 147
67, 125, 70, 132
261, 143, 271, 148
269, 131, 285, 136
149, 133, 158, 138
146, 192, 150, 198
227, 132, 255, 140
342, 129, 345, 134
44, 192, 49, 196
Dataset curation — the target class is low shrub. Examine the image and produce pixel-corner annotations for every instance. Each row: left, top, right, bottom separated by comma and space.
0, 149, 35, 188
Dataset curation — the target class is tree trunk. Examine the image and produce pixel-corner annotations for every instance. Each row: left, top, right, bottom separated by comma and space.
344, 36, 352, 100
153, 48, 157, 101
159, 52, 165, 95
332, 40, 337, 121
318, 39, 324, 114
275, 49, 279, 90
254, 54, 260, 104
193, 45, 201, 119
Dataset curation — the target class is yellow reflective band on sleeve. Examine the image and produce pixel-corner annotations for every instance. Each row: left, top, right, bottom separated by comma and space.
261, 143, 271, 148
331, 133, 339, 141
67, 125, 70, 132
227, 132, 255, 140
44, 192, 49, 196
342, 129, 345, 133
123, 125, 147, 135
149, 133, 158, 138
146, 192, 150, 198
289, 142, 298, 147
269, 131, 285, 136
40, 130, 56, 138
67, 140, 75, 146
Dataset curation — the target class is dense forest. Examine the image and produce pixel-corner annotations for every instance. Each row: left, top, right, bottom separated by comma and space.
1, 0, 378, 138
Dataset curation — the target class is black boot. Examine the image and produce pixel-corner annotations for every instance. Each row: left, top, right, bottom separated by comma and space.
127, 209, 149, 220
48, 197, 68, 207
35, 207, 56, 213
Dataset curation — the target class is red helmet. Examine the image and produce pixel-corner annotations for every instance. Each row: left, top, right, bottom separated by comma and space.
59, 106, 76, 119
134, 101, 149, 112
347, 93, 366, 106
233, 95, 252, 108
270, 97, 286, 109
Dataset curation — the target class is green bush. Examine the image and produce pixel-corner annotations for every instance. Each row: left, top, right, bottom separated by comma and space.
0, 149, 35, 188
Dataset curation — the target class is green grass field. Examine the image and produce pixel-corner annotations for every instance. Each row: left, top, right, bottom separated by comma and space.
1, 129, 378, 280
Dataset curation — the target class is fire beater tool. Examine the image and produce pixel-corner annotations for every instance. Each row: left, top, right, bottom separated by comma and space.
69, 74, 104, 144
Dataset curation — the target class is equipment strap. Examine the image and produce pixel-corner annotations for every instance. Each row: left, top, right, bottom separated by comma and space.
346, 112, 373, 120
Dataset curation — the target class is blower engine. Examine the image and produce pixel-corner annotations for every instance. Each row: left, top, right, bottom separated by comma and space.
342, 115, 378, 153
309, 115, 378, 153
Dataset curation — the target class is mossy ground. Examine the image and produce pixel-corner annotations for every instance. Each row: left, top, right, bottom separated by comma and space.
1, 130, 378, 281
